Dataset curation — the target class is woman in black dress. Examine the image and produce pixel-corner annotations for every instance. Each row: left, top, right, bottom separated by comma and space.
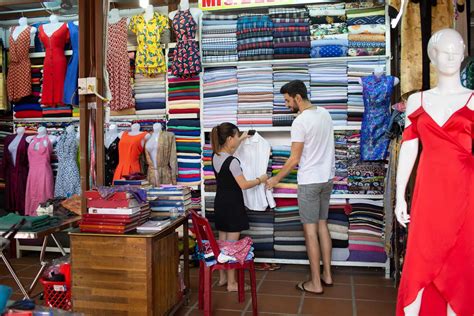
211, 122, 268, 292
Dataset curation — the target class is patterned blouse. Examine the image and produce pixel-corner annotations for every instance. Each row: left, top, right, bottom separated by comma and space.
129, 12, 169, 76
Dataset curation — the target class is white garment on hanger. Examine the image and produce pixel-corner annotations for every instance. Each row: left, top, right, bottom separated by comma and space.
234, 132, 276, 211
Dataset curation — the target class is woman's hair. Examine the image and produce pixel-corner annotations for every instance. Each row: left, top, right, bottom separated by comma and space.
210, 122, 239, 155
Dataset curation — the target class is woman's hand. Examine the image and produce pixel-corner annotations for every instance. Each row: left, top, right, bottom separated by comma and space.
239, 131, 249, 142
259, 174, 269, 183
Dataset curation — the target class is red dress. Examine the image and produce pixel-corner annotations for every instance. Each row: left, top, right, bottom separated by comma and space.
397, 92, 474, 315
39, 23, 70, 106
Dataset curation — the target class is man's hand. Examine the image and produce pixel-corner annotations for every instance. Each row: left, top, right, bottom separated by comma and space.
266, 176, 279, 190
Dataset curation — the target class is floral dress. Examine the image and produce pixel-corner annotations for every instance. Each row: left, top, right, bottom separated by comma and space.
129, 12, 169, 76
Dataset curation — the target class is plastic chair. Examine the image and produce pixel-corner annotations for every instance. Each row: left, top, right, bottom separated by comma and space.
190, 210, 258, 316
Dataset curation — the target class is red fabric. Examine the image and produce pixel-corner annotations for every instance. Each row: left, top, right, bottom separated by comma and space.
38, 23, 70, 106
14, 111, 43, 118
396, 93, 474, 315
169, 108, 200, 114
168, 96, 200, 101
274, 198, 298, 207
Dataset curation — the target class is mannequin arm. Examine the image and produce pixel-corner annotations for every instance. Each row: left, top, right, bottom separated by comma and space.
391, 0, 407, 28
31, 27, 37, 34
395, 139, 418, 227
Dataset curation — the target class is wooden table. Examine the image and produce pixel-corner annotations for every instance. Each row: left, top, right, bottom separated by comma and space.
70, 214, 190, 316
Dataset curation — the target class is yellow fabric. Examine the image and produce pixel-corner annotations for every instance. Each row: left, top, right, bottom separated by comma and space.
168, 104, 201, 109
274, 183, 297, 189
129, 12, 169, 76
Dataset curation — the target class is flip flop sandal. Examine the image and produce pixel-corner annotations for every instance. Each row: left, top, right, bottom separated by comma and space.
296, 281, 324, 295
269, 263, 281, 271
255, 263, 273, 271
321, 278, 334, 287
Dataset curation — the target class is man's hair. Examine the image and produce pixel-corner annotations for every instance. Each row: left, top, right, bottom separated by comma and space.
280, 80, 308, 100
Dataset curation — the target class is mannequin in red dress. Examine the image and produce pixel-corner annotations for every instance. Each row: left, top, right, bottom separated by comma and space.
395, 28, 474, 316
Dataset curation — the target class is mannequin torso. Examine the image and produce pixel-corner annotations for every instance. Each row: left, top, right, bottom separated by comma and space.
145, 123, 162, 169
119, 123, 150, 147
12, 17, 36, 41
42, 15, 66, 37
169, 0, 202, 24
144, 5, 154, 22
9, 127, 25, 167
26, 127, 56, 150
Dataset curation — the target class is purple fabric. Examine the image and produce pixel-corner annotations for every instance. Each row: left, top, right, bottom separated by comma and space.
348, 250, 387, 263
96, 185, 147, 204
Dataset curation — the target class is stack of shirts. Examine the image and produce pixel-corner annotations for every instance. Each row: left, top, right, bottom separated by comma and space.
202, 143, 215, 192
167, 119, 201, 187
243, 210, 275, 258
237, 66, 273, 126
307, 3, 348, 58
309, 62, 348, 125
237, 15, 273, 61
273, 198, 306, 259
346, 6, 386, 57
347, 61, 384, 125
269, 7, 311, 59
272, 65, 309, 126
133, 74, 166, 116
348, 199, 387, 262
328, 201, 350, 261
81, 189, 150, 234
31, 65, 42, 99
168, 73, 200, 119
202, 14, 238, 64
42, 105, 73, 118
203, 67, 238, 127
271, 146, 298, 195
333, 131, 350, 194
12, 96, 43, 118
147, 186, 192, 213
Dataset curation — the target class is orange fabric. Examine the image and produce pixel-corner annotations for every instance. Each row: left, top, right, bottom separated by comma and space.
112, 132, 148, 181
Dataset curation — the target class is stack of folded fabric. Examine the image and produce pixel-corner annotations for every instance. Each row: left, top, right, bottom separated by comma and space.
0, 213, 59, 232
168, 73, 200, 119
202, 143, 215, 192
190, 191, 201, 210
347, 61, 384, 125
328, 201, 350, 261
243, 210, 275, 258
271, 146, 298, 195
134, 73, 166, 116
237, 14, 273, 61
273, 198, 306, 259
346, 5, 386, 57
309, 62, 348, 125
307, 3, 348, 58
203, 67, 238, 127
202, 14, 238, 64
147, 186, 192, 213
167, 119, 201, 187
237, 66, 273, 126
12, 96, 43, 118
272, 64, 309, 126
269, 7, 311, 59
42, 105, 73, 118
348, 199, 386, 262
31, 65, 42, 98
333, 131, 350, 194
204, 195, 214, 214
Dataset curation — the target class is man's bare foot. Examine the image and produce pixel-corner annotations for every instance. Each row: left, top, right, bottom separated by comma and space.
218, 279, 227, 287
227, 282, 251, 292
321, 272, 333, 286
299, 280, 323, 294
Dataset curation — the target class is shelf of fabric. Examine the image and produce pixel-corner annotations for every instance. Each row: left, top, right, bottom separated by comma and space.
202, 126, 361, 132
202, 55, 389, 68
203, 192, 383, 199
12, 117, 79, 123
254, 258, 390, 271
108, 114, 167, 121
29, 50, 73, 58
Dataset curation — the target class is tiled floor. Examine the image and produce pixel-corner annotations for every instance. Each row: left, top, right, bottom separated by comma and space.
0, 254, 397, 316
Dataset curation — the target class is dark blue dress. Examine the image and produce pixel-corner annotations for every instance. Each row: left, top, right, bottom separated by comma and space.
64, 21, 79, 105
360, 74, 395, 161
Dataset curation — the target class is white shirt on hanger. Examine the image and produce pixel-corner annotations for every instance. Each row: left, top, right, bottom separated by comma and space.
234, 132, 276, 211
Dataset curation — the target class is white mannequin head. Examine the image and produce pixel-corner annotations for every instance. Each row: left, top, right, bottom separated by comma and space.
19, 17, 28, 26
428, 28, 465, 76
131, 123, 141, 132
16, 126, 25, 135
109, 8, 120, 20
179, 0, 190, 10
37, 126, 47, 136
153, 123, 162, 133
49, 14, 59, 24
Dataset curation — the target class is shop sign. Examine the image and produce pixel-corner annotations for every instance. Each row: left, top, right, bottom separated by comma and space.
199, 0, 298, 11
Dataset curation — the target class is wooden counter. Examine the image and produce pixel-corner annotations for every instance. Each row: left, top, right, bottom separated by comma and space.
69, 215, 190, 316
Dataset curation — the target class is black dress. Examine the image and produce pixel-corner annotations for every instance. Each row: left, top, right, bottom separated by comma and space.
104, 138, 119, 186
213, 156, 249, 232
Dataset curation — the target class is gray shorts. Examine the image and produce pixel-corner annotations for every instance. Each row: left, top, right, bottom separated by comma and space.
297, 181, 333, 224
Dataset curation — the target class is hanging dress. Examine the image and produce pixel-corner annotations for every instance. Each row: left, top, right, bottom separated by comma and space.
396, 92, 474, 316
360, 74, 395, 161
104, 137, 119, 186
106, 18, 134, 111
39, 23, 70, 106
1, 135, 29, 214
63, 22, 79, 105
54, 131, 80, 197
113, 132, 148, 181
144, 131, 178, 186
7, 26, 32, 102
25, 136, 54, 216
171, 10, 202, 78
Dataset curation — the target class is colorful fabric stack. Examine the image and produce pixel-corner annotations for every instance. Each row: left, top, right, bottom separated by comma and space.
190, 191, 201, 210
328, 201, 350, 261
203, 67, 238, 127
237, 15, 273, 61
333, 131, 350, 194
202, 143, 215, 192
204, 196, 214, 214
346, 5, 386, 57
243, 210, 275, 258
31, 65, 42, 99
42, 105, 73, 118
269, 7, 311, 59
271, 146, 298, 195
167, 119, 201, 187
13, 96, 43, 118
307, 3, 348, 58
147, 186, 192, 213
272, 64, 309, 126
237, 66, 273, 126
168, 73, 200, 119
134, 73, 166, 116
348, 199, 387, 262
202, 14, 238, 64
309, 62, 348, 125
273, 198, 306, 259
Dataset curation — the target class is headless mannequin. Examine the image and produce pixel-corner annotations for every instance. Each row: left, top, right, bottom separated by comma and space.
42, 14, 67, 37
105, 124, 119, 149
145, 123, 162, 169
108, 8, 130, 25
357, 66, 400, 86
8, 127, 25, 167
144, 5, 155, 22
119, 123, 150, 147
12, 17, 37, 41
395, 29, 471, 316
169, 0, 202, 24
26, 127, 57, 150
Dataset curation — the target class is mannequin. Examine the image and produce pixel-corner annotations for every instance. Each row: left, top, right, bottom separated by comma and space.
145, 123, 162, 169
108, 8, 129, 25
169, 0, 202, 25
119, 123, 150, 147
395, 29, 473, 316
42, 14, 66, 37
144, 5, 154, 22
12, 17, 36, 41
8, 127, 25, 167
357, 67, 400, 86
105, 124, 119, 149
26, 127, 57, 150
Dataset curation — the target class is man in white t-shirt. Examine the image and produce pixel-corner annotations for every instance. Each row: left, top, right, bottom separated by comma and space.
266, 80, 335, 295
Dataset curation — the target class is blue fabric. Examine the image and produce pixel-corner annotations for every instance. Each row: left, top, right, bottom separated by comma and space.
178, 163, 201, 169
172, 131, 201, 136
311, 45, 347, 58
360, 75, 395, 161
167, 119, 201, 127
135, 102, 166, 110
64, 22, 79, 105
13, 103, 43, 111
31, 22, 47, 52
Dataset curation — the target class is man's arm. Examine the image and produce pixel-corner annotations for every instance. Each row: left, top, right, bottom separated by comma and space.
266, 142, 303, 189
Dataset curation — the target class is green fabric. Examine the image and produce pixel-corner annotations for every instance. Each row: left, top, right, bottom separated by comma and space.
0, 214, 60, 231
275, 206, 299, 212
168, 85, 199, 91
176, 146, 202, 153
170, 126, 201, 131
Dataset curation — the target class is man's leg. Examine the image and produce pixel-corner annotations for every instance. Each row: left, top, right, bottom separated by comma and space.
318, 181, 334, 285
303, 223, 323, 293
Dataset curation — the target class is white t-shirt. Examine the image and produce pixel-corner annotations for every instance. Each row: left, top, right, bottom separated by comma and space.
291, 107, 335, 185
